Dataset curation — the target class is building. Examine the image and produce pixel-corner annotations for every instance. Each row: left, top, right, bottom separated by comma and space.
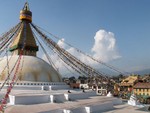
133, 82, 150, 96
119, 75, 139, 92
133, 82, 150, 104
142, 75, 150, 83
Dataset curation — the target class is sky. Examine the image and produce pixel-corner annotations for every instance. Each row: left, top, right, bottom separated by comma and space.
0, 0, 150, 75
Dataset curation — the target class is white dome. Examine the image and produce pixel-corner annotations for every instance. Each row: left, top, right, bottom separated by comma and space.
0, 55, 62, 82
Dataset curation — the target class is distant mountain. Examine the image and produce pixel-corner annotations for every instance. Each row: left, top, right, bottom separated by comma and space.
61, 67, 150, 78
132, 68, 150, 75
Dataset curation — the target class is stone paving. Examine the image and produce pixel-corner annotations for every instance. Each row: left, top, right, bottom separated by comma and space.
104, 104, 149, 113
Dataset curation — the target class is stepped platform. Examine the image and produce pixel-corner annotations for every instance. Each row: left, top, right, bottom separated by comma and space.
0, 87, 123, 113
5, 94, 122, 113
0, 83, 123, 113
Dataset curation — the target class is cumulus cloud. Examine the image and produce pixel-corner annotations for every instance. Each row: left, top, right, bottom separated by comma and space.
91, 29, 121, 62
57, 38, 66, 48
42, 29, 121, 76
62, 29, 121, 63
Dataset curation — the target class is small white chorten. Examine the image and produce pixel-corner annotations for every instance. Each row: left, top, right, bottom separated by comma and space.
128, 94, 140, 106
107, 92, 113, 97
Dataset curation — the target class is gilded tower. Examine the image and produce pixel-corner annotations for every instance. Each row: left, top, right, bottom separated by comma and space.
9, 2, 38, 56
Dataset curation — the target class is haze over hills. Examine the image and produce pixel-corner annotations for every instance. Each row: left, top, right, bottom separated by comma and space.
60, 67, 150, 78
98, 68, 150, 76
132, 68, 150, 75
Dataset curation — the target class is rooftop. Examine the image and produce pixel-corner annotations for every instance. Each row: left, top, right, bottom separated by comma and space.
134, 82, 150, 89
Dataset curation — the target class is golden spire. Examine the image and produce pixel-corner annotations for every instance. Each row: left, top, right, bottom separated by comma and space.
9, 2, 38, 56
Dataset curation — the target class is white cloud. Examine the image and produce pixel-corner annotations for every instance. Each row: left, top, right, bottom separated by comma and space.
42, 29, 121, 76
91, 29, 121, 62
57, 38, 66, 48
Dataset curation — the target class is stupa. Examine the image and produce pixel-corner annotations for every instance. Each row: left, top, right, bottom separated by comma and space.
0, 2, 69, 107
0, 2, 62, 83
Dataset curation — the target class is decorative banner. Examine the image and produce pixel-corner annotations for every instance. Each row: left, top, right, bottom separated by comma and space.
0, 22, 25, 112
0, 54, 22, 111
31, 23, 107, 81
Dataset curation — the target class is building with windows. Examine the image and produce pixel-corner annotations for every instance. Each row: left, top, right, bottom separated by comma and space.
133, 82, 150, 96
133, 82, 150, 104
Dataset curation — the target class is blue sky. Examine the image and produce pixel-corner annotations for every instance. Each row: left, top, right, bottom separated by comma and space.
0, 0, 150, 73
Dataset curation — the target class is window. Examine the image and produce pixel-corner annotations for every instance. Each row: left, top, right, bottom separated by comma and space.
139, 89, 141, 91
136, 89, 138, 91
